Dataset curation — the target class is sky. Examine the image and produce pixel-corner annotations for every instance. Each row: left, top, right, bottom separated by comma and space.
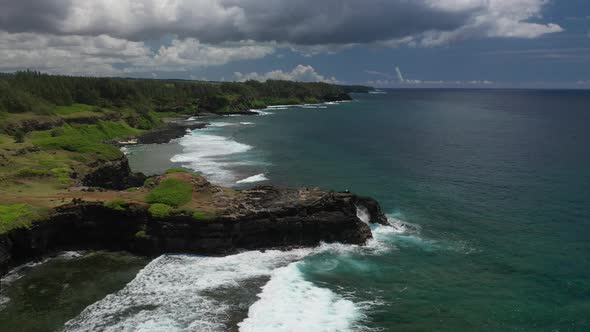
1, 0, 589, 88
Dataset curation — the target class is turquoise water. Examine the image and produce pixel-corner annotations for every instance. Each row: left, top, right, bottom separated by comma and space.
4, 90, 589, 331
164, 90, 590, 331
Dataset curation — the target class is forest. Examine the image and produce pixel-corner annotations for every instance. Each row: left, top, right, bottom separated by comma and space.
0, 71, 359, 118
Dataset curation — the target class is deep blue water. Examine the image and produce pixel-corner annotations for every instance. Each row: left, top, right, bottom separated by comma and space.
190, 90, 590, 331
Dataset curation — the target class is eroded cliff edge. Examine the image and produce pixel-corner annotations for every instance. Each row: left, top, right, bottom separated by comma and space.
0, 172, 388, 276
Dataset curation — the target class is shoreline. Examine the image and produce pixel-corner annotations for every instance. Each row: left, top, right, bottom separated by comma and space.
1, 92, 388, 278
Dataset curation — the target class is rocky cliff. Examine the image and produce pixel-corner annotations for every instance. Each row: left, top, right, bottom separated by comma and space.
0, 184, 388, 277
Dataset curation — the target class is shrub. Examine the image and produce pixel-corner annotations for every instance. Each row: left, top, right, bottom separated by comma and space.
14, 130, 25, 143
31, 121, 141, 160
148, 203, 173, 218
143, 177, 156, 188
105, 198, 126, 211
51, 167, 72, 185
145, 178, 192, 207
135, 230, 149, 239
16, 168, 50, 178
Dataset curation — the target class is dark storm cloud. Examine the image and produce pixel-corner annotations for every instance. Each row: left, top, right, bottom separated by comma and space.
0, 0, 478, 45
213, 0, 474, 45
0, 0, 70, 33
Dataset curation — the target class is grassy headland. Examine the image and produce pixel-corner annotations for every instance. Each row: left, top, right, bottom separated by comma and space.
0, 71, 368, 233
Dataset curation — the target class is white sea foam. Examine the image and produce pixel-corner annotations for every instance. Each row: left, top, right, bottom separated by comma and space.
240, 122, 255, 125
237, 173, 268, 184
251, 109, 276, 115
208, 121, 236, 127
238, 262, 361, 332
356, 206, 371, 225
63, 249, 314, 332
171, 132, 253, 186
266, 105, 294, 109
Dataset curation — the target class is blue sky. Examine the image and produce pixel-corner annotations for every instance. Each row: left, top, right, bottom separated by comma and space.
1, 0, 588, 88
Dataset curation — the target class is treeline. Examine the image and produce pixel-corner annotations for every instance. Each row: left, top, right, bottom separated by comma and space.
0, 71, 361, 115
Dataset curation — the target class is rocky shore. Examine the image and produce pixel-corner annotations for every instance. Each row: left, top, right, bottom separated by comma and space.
0, 172, 388, 277
0, 101, 389, 279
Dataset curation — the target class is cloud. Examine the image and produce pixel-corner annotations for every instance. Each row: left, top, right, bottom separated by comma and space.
234, 65, 339, 83
1, 0, 562, 46
0, 31, 275, 75
0, 0, 565, 75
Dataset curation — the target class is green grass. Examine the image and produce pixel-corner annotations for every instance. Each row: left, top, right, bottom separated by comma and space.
15, 168, 50, 178
165, 168, 189, 174
0, 134, 12, 144
148, 203, 173, 218
145, 178, 192, 207
50, 167, 73, 185
0, 204, 35, 233
192, 209, 216, 221
104, 198, 126, 211
54, 103, 99, 115
31, 121, 141, 160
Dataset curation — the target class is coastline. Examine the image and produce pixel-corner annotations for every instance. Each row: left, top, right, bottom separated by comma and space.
0, 96, 389, 277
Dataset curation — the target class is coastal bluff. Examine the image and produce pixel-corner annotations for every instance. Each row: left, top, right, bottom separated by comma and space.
0, 172, 388, 277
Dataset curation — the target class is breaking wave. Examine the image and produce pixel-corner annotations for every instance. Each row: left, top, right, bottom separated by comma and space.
236, 173, 269, 184
171, 131, 255, 186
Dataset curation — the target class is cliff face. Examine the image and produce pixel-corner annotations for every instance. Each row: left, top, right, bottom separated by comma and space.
0, 186, 387, 276
82, 157, 146, 190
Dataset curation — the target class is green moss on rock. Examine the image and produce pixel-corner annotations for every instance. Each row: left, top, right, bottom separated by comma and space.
148, 203, 173, 218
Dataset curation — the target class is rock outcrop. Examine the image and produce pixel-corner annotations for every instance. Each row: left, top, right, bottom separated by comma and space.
0, 185, 387, 276
82, 157, 146, 190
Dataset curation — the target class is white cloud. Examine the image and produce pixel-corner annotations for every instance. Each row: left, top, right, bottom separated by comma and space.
0, 0, 565, 75
1, 0, 562, 47
234, 65, 339, 83
0, 31, 274, 75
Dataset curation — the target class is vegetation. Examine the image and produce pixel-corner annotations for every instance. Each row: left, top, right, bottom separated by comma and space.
0, 71, 357, 120
165, 168, 189, 174
145, 178, 193, 207
148, 203, 174, 218
0, 72, 365, 234
104, 198, 127, 211
192, 209, 216, 221
30, 121, 141, 160
0, 204, 36, 233
135, 229, 149, 239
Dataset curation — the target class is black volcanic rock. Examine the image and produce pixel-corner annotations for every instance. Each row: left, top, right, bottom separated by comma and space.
0, 185, 388, 276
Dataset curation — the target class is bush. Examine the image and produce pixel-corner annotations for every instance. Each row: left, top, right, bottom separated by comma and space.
145, 178, 192, 207
16, 168, 50, 178
143, 177, 156, 188
31, 121, 141, 160
135, 230, 149, 239
14, 130, 25, 143
148, 203, 173, 218
51, 167, 72, 185
104, 198, 126, 211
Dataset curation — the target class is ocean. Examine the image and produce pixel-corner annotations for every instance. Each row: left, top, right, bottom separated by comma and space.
2, 89, 590, 331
